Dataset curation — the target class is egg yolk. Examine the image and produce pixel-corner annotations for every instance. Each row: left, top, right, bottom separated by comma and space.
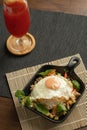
45, 77, 61, 90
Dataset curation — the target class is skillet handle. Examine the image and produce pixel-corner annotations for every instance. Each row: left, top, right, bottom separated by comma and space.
67, 57, 80, 71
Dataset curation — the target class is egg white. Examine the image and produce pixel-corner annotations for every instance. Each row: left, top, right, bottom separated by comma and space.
30, 75, 73, 100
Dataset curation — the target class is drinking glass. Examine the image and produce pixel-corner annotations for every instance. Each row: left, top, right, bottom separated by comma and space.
3, 0, 35, 55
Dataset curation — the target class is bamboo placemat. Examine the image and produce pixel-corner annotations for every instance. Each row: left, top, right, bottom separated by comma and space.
6, 54, 87, 130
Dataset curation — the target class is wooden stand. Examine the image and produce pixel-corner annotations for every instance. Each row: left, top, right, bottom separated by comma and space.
6, 33, 36, 55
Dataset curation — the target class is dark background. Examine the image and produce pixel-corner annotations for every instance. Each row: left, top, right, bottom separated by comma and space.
0, 6, 87, 97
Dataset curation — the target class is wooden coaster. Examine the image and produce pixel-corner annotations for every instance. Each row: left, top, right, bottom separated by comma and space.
6, 33, 36, 55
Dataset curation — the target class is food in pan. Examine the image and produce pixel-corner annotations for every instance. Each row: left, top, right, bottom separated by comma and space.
15, 69, 81, 120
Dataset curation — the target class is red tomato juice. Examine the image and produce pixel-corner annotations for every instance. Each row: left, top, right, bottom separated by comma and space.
4, 1, 30, 37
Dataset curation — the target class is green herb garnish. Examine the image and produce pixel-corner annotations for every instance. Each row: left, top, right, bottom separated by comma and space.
38, 69, 54, 76
15, 90, 25, 99
34, 103, 49, 115
15, 90, 31, 107
72, 80, 80, 91
21, 96, 31, 107
56, 103, 67, 113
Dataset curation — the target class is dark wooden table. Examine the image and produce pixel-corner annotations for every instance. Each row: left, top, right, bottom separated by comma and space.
0, 0, 87, 129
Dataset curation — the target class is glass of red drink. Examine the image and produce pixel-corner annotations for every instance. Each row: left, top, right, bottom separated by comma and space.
3, 0, 35, 55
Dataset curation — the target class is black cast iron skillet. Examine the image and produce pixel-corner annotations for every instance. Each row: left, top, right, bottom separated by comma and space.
23, 56, 85, 123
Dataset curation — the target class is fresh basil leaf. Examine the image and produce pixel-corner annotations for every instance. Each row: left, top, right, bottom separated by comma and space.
15, 90, 25, 99
25, 97, 31, 107
38, 69, 53, 76
21, 98, 26, 107
72, 80, 80, 91
21, 96, 31, 107
34, 103, 49, 115
56, 104, 67, 113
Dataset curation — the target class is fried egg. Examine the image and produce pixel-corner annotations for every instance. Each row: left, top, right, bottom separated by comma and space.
30, 75, 73, 100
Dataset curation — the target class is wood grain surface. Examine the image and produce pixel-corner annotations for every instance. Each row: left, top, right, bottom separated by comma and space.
1, 0, 87, 16
28, 0, 87, 16
0, 97, 21, 130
